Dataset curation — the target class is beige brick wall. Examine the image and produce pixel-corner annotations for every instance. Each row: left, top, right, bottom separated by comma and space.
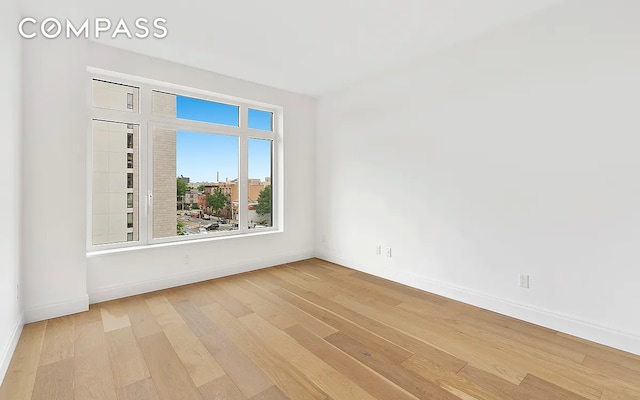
153, 127, 177, 238
92, 79, 139, 113
152, 91, 177, 118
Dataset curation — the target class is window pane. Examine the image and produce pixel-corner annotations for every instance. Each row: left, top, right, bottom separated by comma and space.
152, 91, 239, 127
152, 127, 239, 239
92, 80, 139, 113
92, 120, 139, 245
248, 109, 273, 131
248, 138, 272, 229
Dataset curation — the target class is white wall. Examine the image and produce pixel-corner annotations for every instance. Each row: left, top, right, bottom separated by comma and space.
0, 0, 24, 384
21, 37, 90, 322
316, 0, 640, 355
21, 41, 316, 311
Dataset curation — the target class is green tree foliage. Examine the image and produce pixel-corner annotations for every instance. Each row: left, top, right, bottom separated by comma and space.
177, 221, 186, 235
197, 185, 205, 192
206, 188, 226, 215
255, 185, 272, 216
177, 179, 188, 199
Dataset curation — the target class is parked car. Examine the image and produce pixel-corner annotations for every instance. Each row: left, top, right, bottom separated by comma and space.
218, 218, 227, 224
205, 223, 219, 231
202, 214, 211, 220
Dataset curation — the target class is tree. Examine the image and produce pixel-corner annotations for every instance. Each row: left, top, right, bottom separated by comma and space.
197, 185, 205, 192
177, 179, 189, 210
177, 221, 186, 236
255, 185, 272, 219
206, 188, 226, 215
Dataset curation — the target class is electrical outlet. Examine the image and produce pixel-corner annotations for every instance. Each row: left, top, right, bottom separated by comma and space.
385, 247, 392, 258
16, 284, 20, 300
322, 235, 326, 243
519, 274, 530, 288
185, 255, 191, 265
375, 245, 381, 255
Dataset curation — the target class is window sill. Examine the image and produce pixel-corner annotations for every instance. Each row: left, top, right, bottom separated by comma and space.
87, 228, 282, 258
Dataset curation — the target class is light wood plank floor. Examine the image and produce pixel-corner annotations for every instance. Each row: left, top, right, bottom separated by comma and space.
2, 258, 639, 400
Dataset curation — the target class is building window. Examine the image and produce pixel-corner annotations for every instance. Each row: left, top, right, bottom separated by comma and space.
91, 118, 139, 246
89, 76, 281, 250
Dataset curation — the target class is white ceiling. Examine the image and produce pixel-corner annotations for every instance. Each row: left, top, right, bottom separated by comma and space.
20, 0, 564, 96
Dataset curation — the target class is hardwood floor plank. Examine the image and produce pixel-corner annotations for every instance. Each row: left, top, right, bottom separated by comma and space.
145, 295, 185, 326
198, 307, 275, 398
582, 354, 640, 385
275, 288, 468, 373
348, 270, 449, 305
0, 322, 46, 400
519, 374, 591, 400
237, 313, 377, 400
39, 316, 74, 366
74, 320, 118, 400
202, 303, 327, 400
100, 300, 132, 333
122, 297, 163, 339
172, 300, 220, 337
210, 278, 297, 330
247, 386, 289, 400
160, 321, 226, 386
137, 332, 203, 400
30, 358, 74, 400
332, 294, 529, 385
600, 385, 640, 400
117, 378, 161, 400
200, 280, 253, 318
285, 324, 418, 400
402, 354, 498, 400
453, 312, 586, 364
456, 364, 530, 400
273, 288, 414, 364
325, 331, 461, 399
198, 375, 246, 400
234, 278, 338, 338
145, 296, 225, 386
105, 326, 150, 388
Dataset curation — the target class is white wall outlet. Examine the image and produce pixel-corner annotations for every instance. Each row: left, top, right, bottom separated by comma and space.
185, 255, 191, 265
375, 245, 381, 255
385, 247, 392, 258
322, 235, 326, 243
16, 283, 20, 300
519, 274, 530, 288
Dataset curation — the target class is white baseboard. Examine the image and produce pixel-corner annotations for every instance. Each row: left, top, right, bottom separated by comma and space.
24, 295, 89, 323
315, 250, 640, 356
89, 249, 315, 304
0, 313, 24, 388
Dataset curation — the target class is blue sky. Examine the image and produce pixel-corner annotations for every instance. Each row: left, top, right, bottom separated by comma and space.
176, 96, 272, 183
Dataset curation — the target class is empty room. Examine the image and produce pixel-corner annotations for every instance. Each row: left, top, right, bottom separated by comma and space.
1, 0, 639, 399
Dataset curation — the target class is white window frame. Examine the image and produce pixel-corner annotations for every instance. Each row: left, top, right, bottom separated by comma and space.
86, 68, 282, 252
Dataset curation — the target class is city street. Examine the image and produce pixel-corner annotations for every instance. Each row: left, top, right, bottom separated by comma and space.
178, 214, 237, 235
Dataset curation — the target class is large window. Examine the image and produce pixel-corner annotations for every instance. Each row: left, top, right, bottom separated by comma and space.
89, 75, 280, 250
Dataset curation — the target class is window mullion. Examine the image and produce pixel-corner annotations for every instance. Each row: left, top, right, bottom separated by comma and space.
239, 105, 249, 232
